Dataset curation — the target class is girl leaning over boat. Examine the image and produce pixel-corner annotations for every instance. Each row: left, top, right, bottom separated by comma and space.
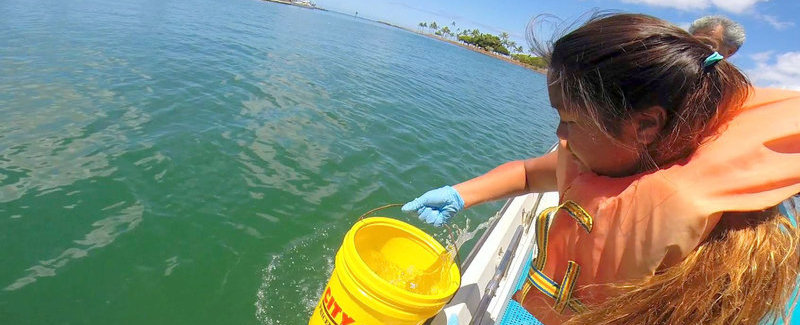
402, 13, 800, 324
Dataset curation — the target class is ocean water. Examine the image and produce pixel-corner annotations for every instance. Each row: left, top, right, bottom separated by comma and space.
0, 0, 556, 323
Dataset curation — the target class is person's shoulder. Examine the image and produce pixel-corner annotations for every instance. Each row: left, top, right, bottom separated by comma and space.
743, 87, 800, 110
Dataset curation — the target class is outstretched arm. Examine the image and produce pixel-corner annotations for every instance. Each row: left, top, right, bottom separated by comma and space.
403, 150, 558, 226
454, 150, 558, 209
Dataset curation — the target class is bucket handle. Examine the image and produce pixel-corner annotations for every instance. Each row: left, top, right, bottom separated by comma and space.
356, 203, 404, 222
356, 204, 463, 268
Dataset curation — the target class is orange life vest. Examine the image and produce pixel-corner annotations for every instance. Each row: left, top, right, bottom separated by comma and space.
518, 88, 800, 324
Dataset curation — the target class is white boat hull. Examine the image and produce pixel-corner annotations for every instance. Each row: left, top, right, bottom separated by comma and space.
430, 191, 558, 325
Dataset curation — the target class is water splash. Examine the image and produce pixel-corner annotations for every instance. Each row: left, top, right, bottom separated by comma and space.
254, 229, 335, 325
364, 250, 454, 295
444, 210, 501, 262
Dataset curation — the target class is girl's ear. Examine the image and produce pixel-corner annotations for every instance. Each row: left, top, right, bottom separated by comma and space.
634, 106, 667, 146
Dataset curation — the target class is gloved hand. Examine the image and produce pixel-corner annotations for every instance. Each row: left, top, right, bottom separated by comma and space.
401, 186, 465, 226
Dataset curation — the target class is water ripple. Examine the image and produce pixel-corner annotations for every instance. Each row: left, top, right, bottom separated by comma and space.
4, 201, 143, 291
0, 0, 554, 323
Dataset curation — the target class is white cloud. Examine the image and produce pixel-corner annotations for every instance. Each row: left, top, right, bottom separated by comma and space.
621, 0, 709, 11
622, 0, 793, 31
747, 51, 800, 90
757, 14, 795, 30
620, 0, 765, 13
751, 51, 773, 62
710, 0, 766, 14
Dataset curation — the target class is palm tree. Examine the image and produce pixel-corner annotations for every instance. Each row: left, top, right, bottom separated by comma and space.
508, 40, 517, 51
418, 22, 427, 33
429, 21, 438, 34
441, 26, 452, 39
500, 32, 510, 48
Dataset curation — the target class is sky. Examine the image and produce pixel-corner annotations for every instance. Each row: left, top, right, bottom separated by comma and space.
314, 0, 800, 90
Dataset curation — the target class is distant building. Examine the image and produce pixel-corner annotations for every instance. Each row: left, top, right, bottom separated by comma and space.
291, 0, 315, 7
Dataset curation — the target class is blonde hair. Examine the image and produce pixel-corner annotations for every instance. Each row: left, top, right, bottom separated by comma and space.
567, 207, 800, 324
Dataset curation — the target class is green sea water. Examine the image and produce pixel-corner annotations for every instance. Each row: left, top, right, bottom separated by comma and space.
0, 0, 556, 323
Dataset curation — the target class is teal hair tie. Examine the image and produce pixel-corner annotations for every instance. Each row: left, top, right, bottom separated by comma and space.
703, 51, 724, 68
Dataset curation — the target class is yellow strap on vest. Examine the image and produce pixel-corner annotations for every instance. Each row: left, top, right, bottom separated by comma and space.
561, 200, 593, 233
522, 262, 588, 313
554, 261, 582, 313
532, 206, 557, 270
520, 201, 592, 314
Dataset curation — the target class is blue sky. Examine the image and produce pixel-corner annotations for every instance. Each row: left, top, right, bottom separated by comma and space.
315, 0, 800, 90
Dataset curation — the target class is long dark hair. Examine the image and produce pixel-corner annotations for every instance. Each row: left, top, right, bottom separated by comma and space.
529, 13, 751, 167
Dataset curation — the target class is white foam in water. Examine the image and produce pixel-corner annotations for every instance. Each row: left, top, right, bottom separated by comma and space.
445, 210, 500, 260
254, 228, 335, 325
254, 212, 500, 324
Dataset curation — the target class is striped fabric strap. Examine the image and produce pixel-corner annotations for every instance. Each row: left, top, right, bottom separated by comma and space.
553, 261, 582, 312
524, 264, 587, 313
532, 206, 557, 270
520, 201, 593, 314
520, 206, 557, 305
560, 200, 593, 233
532, 201, 592, 270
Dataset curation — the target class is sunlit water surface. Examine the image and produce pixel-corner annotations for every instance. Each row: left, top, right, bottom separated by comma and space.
0, 0, 556, 323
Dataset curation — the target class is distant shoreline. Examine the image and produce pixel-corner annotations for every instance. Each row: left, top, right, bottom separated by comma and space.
261, 0, 326, 11
376, 21, 547, 75
259, 1, 545, 74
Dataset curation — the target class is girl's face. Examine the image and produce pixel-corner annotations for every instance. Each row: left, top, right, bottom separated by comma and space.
548, 78, 642, 177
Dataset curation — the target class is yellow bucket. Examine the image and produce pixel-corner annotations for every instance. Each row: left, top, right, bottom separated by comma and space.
308, 217, 461, 325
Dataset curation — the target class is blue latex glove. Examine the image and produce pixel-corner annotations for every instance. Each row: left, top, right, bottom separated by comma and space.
402, 186, 465, 226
